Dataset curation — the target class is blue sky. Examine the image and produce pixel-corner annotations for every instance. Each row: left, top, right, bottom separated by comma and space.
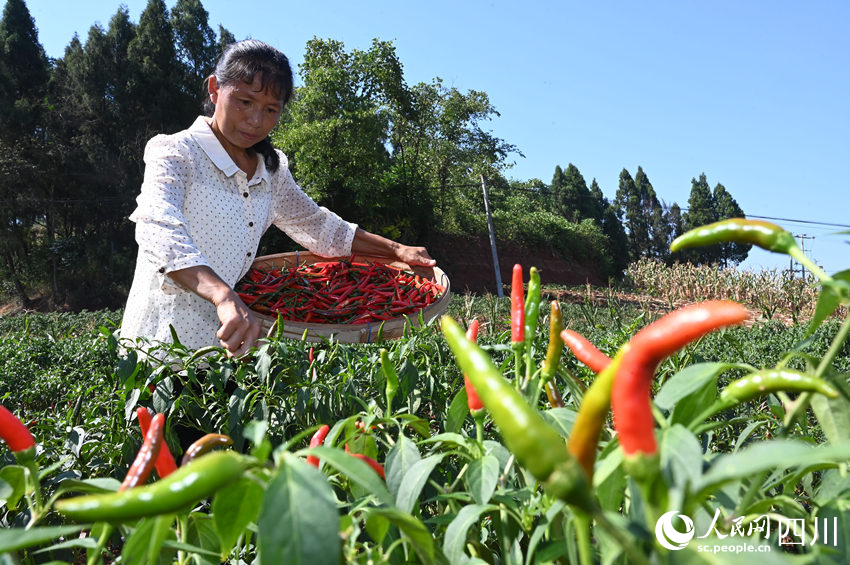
25, 0, 850, 275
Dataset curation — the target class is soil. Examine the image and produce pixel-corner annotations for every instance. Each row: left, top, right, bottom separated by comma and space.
428, 234, 605, 295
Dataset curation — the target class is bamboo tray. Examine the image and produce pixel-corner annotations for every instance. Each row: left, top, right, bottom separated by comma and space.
243, 251, 451, 343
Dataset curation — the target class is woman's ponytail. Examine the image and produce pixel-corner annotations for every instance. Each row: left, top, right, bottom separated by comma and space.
252, 137, 280, 172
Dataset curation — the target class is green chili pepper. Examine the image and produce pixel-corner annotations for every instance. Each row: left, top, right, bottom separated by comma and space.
670, 218, 798, 255
441, 316, 594, 510
719, 369, 838, 406
541, 301, 564, 383
380, 349, 400, 411
523, 267, 542, 349
54, 450, 255, 522
567, 346, 627, 480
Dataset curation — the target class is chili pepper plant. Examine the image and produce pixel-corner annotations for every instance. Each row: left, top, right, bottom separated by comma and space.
2, 219, 850, 564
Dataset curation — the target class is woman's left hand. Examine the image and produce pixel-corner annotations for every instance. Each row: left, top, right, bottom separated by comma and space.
351, 227, 437, 268
395, 245, 436, 268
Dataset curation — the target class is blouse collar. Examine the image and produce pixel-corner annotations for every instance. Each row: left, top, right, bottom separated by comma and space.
189, 116, 271, 185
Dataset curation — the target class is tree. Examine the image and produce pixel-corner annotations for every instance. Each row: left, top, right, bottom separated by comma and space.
170, 0, 217, 113
614, 168, 649, 262
665, 202, 685, 263
634, 167, 670, 261
712, 183, 750, 266
0, 0, 49, 143
550, 163, 595, 223
276, 38, 518, 243
588, 179, 606, 224
126, 0, 185, 135
683, 173, 719, 264
0, 0, 50, 304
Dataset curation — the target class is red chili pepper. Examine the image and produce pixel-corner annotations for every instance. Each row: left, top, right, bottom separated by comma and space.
463, 319, 484, 412
345, 444, 385, 479
308, 347, 315, 364
560, 329, 612, 374
0, 404, 35, 453
510, 264, 524, 344
306, 425, 330, 467
136, 408, 177, 478
612, 301, 750, 458
121, 413, 165, 491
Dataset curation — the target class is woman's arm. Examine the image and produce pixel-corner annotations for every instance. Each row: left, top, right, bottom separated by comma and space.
167, 266, 261, 357
350, 227, 436, 267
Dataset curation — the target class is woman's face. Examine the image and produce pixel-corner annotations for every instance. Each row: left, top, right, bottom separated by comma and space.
208, 73, 283, 152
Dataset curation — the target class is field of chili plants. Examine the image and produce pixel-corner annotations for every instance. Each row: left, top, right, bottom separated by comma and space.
2, 219, 850, 565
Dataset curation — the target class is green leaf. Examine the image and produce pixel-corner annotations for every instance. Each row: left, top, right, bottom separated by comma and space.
420, 432, 470, 451
0, 525, 88, 553
365, 513, 390, 544
695, 440, 850, 497
385, 434, 422, 500
540, 407, 577, 438
46, 477, 120, 509
814, 498, 850, 562
369, 507, 438, 564
184, 514, 221, 565
152, 377, 174, 415
257, 453, 340, 565
670, 377, 717, 427
525, 501, 566, 565
655, 362, 735, 411
446, 387, 469, 434
124, 387, 142, 421
213, 476, 264, 557
808, 285, 841, 336
465, 455, 500, 505
308, 445, 393, 506
811, 376, 850, 444
396, 455, 443, 513
442, 504, 497, 565
661, 424, 703, 493
121, 514, 176, 565
0, 465, 26, 509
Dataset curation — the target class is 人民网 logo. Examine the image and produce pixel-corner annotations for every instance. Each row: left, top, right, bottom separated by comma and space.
655, 510, 696, 551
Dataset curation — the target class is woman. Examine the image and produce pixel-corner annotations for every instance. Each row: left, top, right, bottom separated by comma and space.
121, 39, 435, 357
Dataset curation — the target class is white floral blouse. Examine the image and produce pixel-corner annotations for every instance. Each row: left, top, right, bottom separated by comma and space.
120, 116, 357, 350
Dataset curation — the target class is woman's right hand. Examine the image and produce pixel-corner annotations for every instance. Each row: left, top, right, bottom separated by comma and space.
168, 265, 262, 357
214, 289, 262, 357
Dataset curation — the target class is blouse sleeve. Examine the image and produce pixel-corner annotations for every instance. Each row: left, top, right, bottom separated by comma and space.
270, 153, 358, 258
128, 135, 212, 294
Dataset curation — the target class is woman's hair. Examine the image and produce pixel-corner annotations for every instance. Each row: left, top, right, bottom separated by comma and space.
204, 39, 294, 172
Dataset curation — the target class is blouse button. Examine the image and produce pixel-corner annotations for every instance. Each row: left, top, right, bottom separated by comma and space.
247, 252, 252, 257
248, 222, 254, 227
243, 192, 249, 198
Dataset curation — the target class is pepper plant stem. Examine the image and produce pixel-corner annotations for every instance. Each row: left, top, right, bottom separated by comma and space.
574, 510, 594, 565
787, 246, 831, 283
87, 523, 114, 565
784, 315, 850, 427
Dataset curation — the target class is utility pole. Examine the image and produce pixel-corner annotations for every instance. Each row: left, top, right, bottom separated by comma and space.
480, 175, 504, 297
789, 234, 815, 279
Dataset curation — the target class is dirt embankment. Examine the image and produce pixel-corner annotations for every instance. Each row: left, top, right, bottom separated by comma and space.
428, 234, 605, 295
